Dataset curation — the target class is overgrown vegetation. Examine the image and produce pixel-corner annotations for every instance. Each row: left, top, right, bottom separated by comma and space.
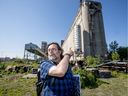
0, 53, 127, 96
0, 74, 36, 96
108, 40, 128, 61
73, 68, 98, 88
81, 72, 128, 96
0, 63, 5, 70
84, 56, 101, 67
0, 71, 127, 96
0, 59, 39, 75
111, 52, 120, 61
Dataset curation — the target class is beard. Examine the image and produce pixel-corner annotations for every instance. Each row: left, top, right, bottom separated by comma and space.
48, 55, 57, 62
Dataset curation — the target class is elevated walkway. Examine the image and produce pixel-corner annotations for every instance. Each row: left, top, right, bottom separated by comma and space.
24, 43, 47, 59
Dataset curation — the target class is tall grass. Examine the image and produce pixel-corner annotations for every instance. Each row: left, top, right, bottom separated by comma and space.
81, 72, 128, 96
0, 74, 37, 96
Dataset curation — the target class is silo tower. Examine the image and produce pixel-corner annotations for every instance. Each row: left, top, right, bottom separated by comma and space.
62, 0, 107, 59
81, 0, 107, 57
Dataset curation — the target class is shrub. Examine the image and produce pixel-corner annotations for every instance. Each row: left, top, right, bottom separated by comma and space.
85, 56, 101, 67
0, 63, 5, 70
111, 71, 118, 77
73, 68, 98, 88
112, 52, 120, 61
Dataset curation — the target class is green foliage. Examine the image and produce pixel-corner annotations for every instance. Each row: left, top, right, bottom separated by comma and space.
117, 46, 128, 60
112, 52, 120, 61
0, 72, 127, 96
0, 63, 5, 70
73, 68, 98, 88
109, 40, 119, 52
111, 71, 128, 78
0, 75, 36, 96
85, 56, 101, 67
14, 58, 25, 64
0, 59, 39, 75
81, 73, 128, 96
86, 56, 94, 65
19, 68, 25, 73
111, 71, 118, 77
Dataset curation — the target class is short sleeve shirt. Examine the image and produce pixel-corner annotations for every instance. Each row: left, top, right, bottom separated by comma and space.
40, 60, 74, 96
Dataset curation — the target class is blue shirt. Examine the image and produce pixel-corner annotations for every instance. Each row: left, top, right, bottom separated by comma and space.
40, 60, 74, 96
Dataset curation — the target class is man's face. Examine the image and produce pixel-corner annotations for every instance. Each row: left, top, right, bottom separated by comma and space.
48, 44, 61, 62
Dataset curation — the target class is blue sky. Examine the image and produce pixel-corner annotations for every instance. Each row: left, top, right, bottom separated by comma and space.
0, 0, 127, 58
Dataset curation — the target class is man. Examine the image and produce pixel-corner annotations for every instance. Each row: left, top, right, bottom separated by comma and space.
40, 42, 74, 96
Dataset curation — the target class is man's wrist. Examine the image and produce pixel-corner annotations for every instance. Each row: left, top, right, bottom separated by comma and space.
64, 53, 71, 58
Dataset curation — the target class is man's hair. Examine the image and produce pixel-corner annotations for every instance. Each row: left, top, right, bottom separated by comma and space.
47, 42, 63, 59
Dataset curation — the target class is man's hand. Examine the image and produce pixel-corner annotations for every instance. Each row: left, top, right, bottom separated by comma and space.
68, 48, 74, 56
64, 48, 74, 57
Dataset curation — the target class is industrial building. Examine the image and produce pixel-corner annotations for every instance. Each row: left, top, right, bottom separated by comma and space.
41, 41, 47, 53
24, 42, 47, 60
62, 0, 107, 60
23, 0, 107, 61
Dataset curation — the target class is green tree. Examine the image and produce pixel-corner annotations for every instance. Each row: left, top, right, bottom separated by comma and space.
109, 41, 119, 52
112, 52, 120, 61
117, 47, 128, 61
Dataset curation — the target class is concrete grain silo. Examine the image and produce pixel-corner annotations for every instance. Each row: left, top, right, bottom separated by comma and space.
62, 0, 107, 59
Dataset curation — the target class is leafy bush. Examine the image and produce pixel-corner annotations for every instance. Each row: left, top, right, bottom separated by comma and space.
85, 56, 101, 67
111, 71, 118, 77
73, 68, 98, 88
112, 52, 120, 61
0, 63, 5, 70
